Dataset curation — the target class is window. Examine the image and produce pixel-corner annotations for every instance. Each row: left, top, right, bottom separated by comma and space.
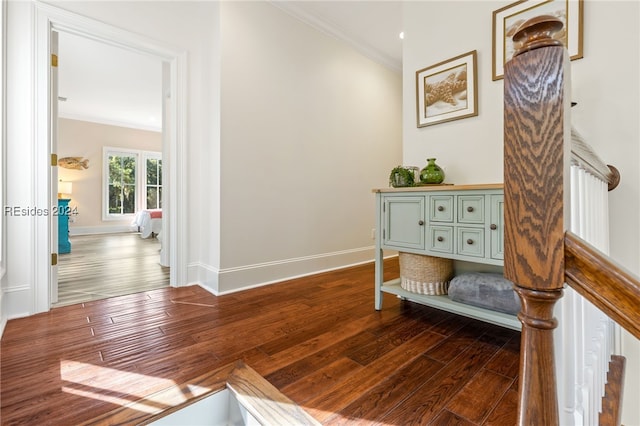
103, 148, 162, 219
145, 153, 162, 209
108, 152, 138, 215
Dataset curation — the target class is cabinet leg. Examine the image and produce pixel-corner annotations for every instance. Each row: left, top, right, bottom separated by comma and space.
375, 292, 382, 310
374, 248, 383, 310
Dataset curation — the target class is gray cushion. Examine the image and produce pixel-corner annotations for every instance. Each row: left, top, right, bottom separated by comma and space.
448, 273, 520, 315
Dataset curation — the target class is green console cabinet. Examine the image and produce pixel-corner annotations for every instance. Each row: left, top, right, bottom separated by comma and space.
373, 184, 520, 330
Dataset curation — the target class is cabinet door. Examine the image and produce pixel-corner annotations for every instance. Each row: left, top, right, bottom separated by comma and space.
382, 196, 425, 250
490, 194, 504, 260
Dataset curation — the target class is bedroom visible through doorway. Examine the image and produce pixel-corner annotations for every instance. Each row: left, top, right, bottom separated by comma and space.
54, 30, 169, 306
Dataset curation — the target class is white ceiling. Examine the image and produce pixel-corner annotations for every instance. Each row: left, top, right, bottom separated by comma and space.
57, 2, 402, 132
57, 31, 164, 131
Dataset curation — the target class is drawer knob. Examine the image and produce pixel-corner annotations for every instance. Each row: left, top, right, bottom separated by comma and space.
467, 239, 474, 245
490, 224, 497, 230
437, 205, 444, 212
437, 236, 444, 242
418, 220, 424, 226
467, 206, 474, 212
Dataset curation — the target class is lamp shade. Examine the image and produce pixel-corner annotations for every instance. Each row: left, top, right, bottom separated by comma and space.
58, 181, 72, 197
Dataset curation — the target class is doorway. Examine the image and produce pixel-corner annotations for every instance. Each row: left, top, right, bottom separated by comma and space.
53, 31, 169, 306
33, 2, 188, 313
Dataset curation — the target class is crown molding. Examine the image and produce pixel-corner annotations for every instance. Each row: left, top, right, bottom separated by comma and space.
58, 112, 162, 132
269, 1, 401, 73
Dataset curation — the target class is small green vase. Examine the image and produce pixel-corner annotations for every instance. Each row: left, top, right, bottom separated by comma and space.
420, 158, 445, 184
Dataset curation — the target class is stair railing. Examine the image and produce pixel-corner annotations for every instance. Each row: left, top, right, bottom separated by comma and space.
502, 15, 639, 425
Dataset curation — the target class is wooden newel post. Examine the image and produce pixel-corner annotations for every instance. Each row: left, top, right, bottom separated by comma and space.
503, 16, 571, 426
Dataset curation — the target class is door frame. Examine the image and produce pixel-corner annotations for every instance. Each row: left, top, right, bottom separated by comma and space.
34, 2, 188, 312
50, 28, 59, 304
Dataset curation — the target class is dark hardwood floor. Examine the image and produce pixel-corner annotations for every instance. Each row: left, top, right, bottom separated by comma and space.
0, 259, 520, 425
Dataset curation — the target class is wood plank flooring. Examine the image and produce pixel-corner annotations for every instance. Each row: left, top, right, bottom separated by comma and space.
55, 233, 169, 307
1, 259, 520, 425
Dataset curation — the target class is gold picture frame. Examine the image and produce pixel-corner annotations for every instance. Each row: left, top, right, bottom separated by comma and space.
492, 0, 584, 81
416, 50, 478, 128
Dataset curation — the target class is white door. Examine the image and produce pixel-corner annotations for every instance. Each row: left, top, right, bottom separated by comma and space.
160, 61, 170, 267
50, 29, 59, 304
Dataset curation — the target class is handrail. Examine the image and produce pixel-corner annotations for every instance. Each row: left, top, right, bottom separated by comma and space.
571, 128, 621, 191
564, 231, 640, 340
503, 14, 634, 425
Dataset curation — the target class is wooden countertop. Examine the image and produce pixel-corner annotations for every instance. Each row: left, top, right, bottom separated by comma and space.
372, 183, 504, 193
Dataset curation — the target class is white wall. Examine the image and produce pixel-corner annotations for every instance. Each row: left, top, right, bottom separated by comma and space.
215, 1, 402, 292
403, 1, 503, 183
402, 1, 639, 424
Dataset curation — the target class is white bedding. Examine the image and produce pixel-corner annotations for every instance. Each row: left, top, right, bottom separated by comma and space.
131, 209, 162, 239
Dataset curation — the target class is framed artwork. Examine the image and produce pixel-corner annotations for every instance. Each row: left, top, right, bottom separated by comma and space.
492, 0, 584, 80
416, 50, 478, 128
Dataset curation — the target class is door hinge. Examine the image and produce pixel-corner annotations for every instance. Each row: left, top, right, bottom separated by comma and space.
51, 54, 58, 68
51, 153, 58, 166
51, 253, 58, 266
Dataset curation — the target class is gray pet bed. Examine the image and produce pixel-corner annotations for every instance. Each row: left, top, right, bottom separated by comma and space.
448, 272, 520, 315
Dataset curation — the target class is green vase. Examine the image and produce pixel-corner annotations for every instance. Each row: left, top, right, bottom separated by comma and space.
420, 158, 445, 184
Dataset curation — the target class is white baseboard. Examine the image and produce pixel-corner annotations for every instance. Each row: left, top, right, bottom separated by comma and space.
188, 262, 220, 294
190, 246, 376, 295
69, 225, 136, 236
1, 267, 35, 326
2, 284, 32, 320
0, 288, 5, 339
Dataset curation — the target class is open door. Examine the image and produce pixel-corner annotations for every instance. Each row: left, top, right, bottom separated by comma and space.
50, 29, 59, 305
159, 61, 170, 267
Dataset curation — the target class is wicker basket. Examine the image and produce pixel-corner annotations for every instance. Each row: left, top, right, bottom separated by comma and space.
399, 252, 453, 295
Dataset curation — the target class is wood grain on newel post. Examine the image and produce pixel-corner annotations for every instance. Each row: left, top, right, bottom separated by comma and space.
503, 15, 571, 426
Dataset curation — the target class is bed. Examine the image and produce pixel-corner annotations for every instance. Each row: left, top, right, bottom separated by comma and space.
131, 209, 162, 239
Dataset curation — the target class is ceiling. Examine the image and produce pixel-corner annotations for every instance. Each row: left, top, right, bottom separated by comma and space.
57, 2, 403, 132
57, 31, 164, 131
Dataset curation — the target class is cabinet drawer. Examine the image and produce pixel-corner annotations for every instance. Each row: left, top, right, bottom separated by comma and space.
457, 227, 484, 257
427, 226, 453, 253
458, 195, 485, 223
429, 195, 454, 222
